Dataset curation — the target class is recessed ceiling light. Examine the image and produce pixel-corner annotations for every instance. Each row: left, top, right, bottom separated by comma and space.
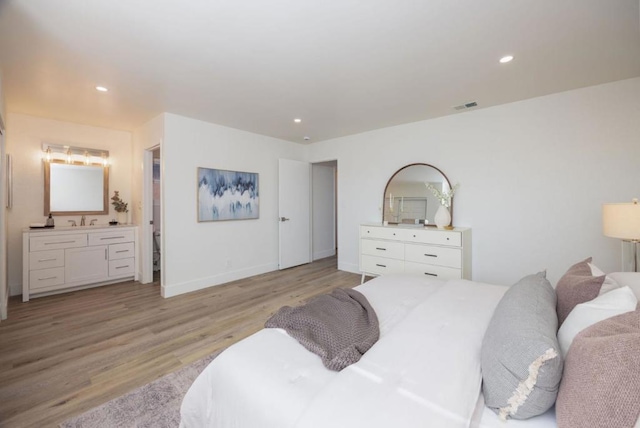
95, 86, 108, 92
303, 136, 310, 141
499, 55, 514, 64
294, 118, 302, 123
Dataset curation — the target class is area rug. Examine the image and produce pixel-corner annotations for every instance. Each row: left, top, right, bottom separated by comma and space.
60, 351, 221, 428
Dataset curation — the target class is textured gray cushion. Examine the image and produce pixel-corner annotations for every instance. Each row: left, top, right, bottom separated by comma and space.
555, 257, 605, 326
481, 272, 563, 420
556, 309, 640, 428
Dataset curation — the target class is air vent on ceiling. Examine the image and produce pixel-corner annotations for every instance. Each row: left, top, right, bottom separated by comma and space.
453, 101, 478, 111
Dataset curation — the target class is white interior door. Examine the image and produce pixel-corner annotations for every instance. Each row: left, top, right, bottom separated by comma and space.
279, 159, 311, 270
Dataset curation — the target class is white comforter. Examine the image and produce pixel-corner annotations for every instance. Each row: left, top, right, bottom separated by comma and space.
180, 274, 507, 428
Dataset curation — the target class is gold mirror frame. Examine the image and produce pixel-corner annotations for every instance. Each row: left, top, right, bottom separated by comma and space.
44, 160, 109, 216
382, 163, 452, 227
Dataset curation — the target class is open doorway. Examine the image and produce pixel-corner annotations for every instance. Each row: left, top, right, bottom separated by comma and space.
311, 160, 337, 266
152, 148, 161, 280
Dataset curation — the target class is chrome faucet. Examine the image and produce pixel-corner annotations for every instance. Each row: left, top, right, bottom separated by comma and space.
80, 215, 86, 226
68, 220, 77, 227
90, 219, 98, 226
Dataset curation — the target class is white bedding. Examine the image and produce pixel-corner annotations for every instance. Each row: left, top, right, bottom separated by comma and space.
180, 274, 515, 428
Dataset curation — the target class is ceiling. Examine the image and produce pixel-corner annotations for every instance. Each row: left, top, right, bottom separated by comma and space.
0, 0, 639, 143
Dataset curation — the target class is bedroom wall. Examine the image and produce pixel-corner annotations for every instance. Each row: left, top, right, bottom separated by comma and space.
5, 113, 133, 296
308, 77, 640, 286
312, 163, 336, 260
160, 113, 306, 297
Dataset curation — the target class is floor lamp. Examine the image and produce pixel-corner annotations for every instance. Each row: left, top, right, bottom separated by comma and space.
603, 198, 640, 272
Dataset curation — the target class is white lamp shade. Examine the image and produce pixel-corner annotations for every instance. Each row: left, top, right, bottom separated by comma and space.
603, 201, 640, 240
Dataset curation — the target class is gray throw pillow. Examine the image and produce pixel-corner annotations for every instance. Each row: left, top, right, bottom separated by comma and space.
555, 257, 605, 326
481, 272, 563, 420
556, 309, 640, 428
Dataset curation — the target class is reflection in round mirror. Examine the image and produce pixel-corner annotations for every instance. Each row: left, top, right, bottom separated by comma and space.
382, 163, 452, 227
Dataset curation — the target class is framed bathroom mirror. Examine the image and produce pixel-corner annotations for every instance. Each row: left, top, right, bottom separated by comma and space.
383, 163, 452, 227
44, 160, 109, 215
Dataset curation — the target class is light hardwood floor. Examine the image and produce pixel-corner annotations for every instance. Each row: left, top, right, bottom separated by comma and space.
0, 256, 360, 427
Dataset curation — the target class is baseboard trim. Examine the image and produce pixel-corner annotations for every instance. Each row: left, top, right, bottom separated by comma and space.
313, 248, 336, 260
162, 262, 279, 298
338, 261, 359, 274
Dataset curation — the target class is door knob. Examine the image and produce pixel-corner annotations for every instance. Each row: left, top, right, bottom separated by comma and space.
280, 217, 290, 222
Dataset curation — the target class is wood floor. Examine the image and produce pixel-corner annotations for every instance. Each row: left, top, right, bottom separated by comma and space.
0, 256, 360, 427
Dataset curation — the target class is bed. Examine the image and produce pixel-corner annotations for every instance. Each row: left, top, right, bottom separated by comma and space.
180, 265, 640, 428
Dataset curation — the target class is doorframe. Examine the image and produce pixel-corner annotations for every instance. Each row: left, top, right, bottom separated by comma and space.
310, 159, 338, 262
141, 144, 161, 285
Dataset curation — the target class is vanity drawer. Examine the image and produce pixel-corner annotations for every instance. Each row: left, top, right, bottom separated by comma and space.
109, 242, 134, 260
30, 234, 87, 251
109, 258, 135, 277
30, 267, 65, 290
404, 261, 461, 280
360, 226, 408, 241
404, 244, 462, 268
404, 229, 461, 247
361, 239, 404, 260
89, 230, 135, 246
361, 255, 404, 276
29, 249, 65, 270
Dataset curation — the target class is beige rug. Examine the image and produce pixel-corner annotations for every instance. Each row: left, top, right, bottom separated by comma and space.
60, 351, 220, 428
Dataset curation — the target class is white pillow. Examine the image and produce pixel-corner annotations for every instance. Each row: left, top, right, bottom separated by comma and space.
587, 262, 621, 295
557, 285, 638, 358
607, 272, 640, 300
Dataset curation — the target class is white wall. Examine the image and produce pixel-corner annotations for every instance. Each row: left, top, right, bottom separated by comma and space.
309, 77, 640, 286
5, 113, 133, 295
312, 163, 336, 260
161, 113, 306, 297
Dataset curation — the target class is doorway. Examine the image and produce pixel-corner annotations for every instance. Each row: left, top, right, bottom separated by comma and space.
152, 148, 161, 280
312, 160, 337, 265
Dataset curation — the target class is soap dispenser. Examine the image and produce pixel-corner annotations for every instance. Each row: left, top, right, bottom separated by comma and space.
45, 213, 54, 227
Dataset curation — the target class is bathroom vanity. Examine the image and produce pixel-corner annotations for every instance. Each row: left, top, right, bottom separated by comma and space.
22, 225, 138, 301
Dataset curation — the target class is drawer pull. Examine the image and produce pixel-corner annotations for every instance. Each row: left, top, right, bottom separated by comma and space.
101, 236, 125, 240
115, 250, 129, 253
38, 258, 57, 262
424, 254, 438, 258
375, 264, 387, 268
424, 272, 438, 277
115, 265, 129, 269
39, 276, 58, 280
45, 240, 75, 245
375, 247, 387, 251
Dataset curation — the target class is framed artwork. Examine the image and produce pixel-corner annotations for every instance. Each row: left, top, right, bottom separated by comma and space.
197, 167, 259, 221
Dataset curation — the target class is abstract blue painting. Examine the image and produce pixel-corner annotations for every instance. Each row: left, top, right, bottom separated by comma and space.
197, 167, 259, 221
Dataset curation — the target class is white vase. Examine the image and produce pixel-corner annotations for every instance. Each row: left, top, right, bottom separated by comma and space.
434, 205, 451, 229
117, 211, 128, 225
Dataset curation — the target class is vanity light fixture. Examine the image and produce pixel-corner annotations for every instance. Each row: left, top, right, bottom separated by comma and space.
499, 55, 514, 64
42, 143, 109, 166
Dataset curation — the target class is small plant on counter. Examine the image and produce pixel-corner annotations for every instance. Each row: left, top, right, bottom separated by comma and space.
111, 190, 129, 213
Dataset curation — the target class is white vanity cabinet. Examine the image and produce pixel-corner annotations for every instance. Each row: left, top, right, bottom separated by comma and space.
23, 226, 138, 301
359, 224, 471, 282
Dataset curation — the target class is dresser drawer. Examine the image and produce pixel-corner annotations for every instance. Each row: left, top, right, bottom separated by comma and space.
109, 242, 135, 260
361, 226, 408, 241
404, 261, 462, 280
404, 229, 461, 247
29, 249, 65, 270
30, 267, 65, 290
89, 230, 135, 246
109, 258, 135, 277
405, 244, 462, 268
30, 234, 86, 251
361, 239, 404, 260
361, 255, 404, 276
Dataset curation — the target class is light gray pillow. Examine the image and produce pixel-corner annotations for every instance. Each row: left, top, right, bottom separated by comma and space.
481, 272, 563, 420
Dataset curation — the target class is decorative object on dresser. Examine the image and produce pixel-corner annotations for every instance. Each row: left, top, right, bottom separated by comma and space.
382, 163, 453, 228
602, 198, 640, 272
197, 167, 260, 221
425, 182, 460, 229
22, 226, 138, 301
359, 223, 471, 283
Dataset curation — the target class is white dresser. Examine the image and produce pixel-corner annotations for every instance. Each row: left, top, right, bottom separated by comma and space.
23, 225, 138, 301
359, 224, 471, 282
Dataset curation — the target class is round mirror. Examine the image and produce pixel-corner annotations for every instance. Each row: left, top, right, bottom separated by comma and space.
382, 163, 452, 227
